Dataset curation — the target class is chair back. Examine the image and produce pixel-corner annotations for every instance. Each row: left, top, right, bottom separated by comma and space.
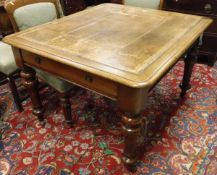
4, 0, 63, 32
124, 0, 163, 9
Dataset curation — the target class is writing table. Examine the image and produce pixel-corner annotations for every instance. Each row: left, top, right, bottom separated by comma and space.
3, 3, 212, 170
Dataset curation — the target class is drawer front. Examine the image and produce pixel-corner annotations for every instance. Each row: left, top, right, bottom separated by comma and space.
163, 0, 217, 16
200, 34, 217, 53
64, 6, 84, 15
110, 0, 123, 4
22, 51, 118, 99
60, 0, 86, 15
198, 52, 217, 66
205, 17, 217, 34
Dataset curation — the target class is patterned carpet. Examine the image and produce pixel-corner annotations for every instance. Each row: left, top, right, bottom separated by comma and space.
0, 61, 217, 175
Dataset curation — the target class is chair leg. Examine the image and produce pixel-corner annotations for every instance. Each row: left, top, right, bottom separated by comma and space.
7, 75, 23, 112
59, 92, 72, 128
21, 67, 44, 122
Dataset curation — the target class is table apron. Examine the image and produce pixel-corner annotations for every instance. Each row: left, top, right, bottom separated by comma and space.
21, 51, 118, 100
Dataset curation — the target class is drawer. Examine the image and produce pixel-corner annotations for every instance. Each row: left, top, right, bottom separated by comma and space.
65, 5, 85, 15
163, 0, 217, 16
205, 16, 217, 34
60, 0, 86, 15
199, 34, 217, 53
198, 52, 217, 66
21, 51, 118, 99
110, 0, 123, 4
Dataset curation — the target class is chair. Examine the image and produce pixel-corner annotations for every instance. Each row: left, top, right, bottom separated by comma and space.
4, 0, 74, 127
124, 0, 163, 9
0, 41, 23, 112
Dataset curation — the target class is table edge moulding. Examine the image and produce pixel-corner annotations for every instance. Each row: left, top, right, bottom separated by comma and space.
162, 0, 217, 66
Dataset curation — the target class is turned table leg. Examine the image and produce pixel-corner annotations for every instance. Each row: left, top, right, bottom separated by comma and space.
118, 86, 148, 171
121, 113, 142, 171
180, 42, 199, 97
20, 66, 44, 122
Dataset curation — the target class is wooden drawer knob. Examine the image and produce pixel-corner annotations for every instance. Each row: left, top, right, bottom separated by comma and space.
85, 74, 93, 83
34, 57, 41, 64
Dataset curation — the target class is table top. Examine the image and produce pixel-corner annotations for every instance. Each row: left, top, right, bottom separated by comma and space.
3, 3, 212, 88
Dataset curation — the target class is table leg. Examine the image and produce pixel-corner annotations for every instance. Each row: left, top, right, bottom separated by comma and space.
121, 112, 142, 171
118, 86, 148, 171
180, 45, 198, 97
20, 66, 44, 123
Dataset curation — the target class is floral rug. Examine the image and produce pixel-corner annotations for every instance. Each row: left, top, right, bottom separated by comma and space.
0, 61, 217, 175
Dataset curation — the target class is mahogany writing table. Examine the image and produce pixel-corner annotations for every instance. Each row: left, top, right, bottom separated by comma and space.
3, 4, 212, 170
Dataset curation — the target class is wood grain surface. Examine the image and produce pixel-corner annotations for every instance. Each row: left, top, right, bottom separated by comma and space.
3, 4, 212, 88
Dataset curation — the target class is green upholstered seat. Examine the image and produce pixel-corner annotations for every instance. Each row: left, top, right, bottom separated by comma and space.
0, 41, 18, 75
124, 0, 161, 9
13, 2, 72, 92
36, 69, 72, 93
